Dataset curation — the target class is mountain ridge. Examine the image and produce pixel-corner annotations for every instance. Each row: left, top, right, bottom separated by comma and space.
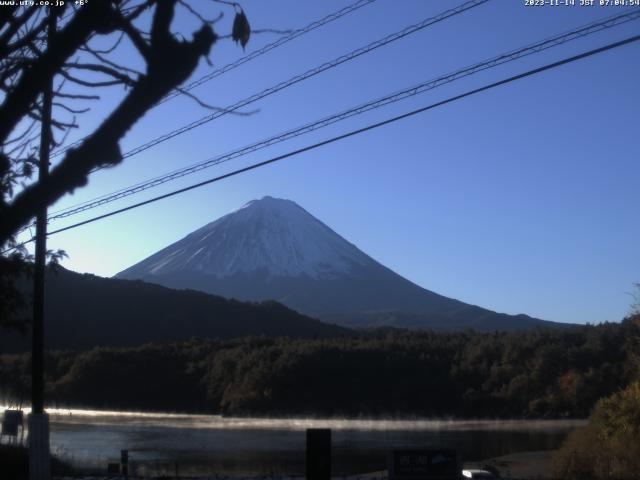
1, 266, 350, 353
117, 196, 562, 331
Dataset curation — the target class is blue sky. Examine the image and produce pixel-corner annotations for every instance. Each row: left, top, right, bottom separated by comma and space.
23, 0, 640, 325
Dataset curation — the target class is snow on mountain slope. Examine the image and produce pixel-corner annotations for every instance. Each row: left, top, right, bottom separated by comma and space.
119, 196, 372, 280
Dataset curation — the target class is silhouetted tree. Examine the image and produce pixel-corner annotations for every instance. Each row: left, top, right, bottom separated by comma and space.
553, 381, 640, 479
0, 0, 251, 330
0, 0, 252, 244
631, 282, 640, 316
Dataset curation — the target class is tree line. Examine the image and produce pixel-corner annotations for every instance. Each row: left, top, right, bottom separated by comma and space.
0, 315, 638, 418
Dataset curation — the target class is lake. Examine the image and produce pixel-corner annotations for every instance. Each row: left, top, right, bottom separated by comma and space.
11, 408, 585, 477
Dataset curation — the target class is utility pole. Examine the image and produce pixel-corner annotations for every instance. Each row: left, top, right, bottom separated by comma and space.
29, 8, 56, 480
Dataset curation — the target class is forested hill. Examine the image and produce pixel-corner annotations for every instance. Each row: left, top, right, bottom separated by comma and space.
1, 267, 350, 353
1, 315, 637, 418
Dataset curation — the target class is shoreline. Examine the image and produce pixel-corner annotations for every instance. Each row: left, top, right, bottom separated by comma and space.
469, 450, 557, 479
0, 441, 560, 479
49, 450, 559, 480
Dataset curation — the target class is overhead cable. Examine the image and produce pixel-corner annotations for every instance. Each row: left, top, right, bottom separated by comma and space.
50, 0, 378, 157
51, 0, 491, 164
46, 8, 640, 222
5, 32, 638, 255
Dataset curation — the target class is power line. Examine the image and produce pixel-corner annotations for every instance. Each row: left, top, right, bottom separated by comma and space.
5, 33, 638, 255
160, 0, 378, 104
10, 0, 491, 237
51, 0, 491, 167
46, 0, 491, 216
50, 0, 378, 158
117, 0, 490, 161
45, 8, 640, 222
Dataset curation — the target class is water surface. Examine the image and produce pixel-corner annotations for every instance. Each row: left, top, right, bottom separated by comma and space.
13, 408, 586, 477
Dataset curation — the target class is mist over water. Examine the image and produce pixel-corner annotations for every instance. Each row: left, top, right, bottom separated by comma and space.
39, 406, 582, 431
6, 407, 585, 476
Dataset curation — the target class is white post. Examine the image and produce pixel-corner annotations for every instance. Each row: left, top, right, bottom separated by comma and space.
28, 413, 51, 480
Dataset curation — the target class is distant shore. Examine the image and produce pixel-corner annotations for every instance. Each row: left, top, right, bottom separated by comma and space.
2, 405, 588, 431
2, 404, 590, 424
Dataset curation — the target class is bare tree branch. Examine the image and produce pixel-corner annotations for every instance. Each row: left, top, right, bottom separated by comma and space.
0, 2, 118, 143
59, 68, 128, 88
80, 44, 143, 77
53, 102, 90, 115
63, 62, 137, 86
53, 91, 100, 100
80, 31, 125, 55
0, 2, 218, 243
175, 86, 258, 115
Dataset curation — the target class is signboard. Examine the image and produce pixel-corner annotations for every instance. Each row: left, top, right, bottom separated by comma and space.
389, 449, 460, 480
2, 410, 23, 437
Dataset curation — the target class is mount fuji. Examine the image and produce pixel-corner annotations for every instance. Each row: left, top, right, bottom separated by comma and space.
116, 196, 557, 331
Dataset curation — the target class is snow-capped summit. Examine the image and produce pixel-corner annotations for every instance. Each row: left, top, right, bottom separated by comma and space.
117, 197, 556, 331
119, 196, 372, 280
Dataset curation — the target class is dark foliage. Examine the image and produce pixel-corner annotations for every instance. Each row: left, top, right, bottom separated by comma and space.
232, 9, 251, 50
1, 315, 637, 418
553, 380, 640, 479
0, 444, 74, 480
0, 1, 252, 341
0, 0, 250, 244
0, 266, 350, 353
0, 255, 31, 333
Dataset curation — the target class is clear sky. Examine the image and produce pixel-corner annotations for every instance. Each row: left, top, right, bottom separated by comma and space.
21, 0, 640, 325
